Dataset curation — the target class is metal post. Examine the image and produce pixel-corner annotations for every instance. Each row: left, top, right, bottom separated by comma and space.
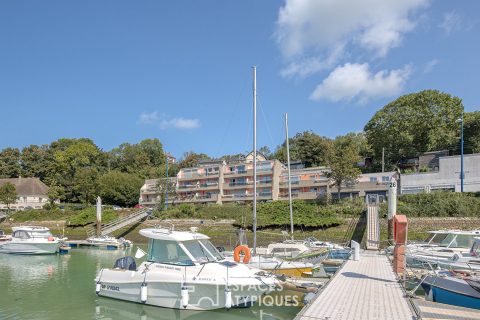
460, 114, 464, 193
382, 147, 385, 173
252, 66, 257, 255
285, 113, 294, 239
165, 158, 169, 209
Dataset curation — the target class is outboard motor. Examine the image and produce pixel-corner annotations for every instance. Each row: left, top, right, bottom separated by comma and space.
114, 256, 137, 271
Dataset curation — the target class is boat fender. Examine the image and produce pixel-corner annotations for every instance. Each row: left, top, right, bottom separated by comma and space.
225, 288, 232, 309
233, 245, 251, 264
48, 236, 55, 242
95, 282, 101, 294
140, 283, 148, 303
181, 285, 189, 308
426, 287, 433, 302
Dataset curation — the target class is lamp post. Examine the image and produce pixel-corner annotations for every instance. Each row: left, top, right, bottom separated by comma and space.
457, 114, 464, 193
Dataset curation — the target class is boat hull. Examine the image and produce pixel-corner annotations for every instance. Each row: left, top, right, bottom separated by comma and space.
0, 241, 61, 254
97, 278, 269, 310
421, 276, 480, 310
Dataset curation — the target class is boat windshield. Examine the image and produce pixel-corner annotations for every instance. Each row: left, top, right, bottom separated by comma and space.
182, 240, 224, 263
471, 240, 480, 256
29, 230, 53, 238
148, 239, 194, 266
425, 233, 449, 245
439, 234, 476, 248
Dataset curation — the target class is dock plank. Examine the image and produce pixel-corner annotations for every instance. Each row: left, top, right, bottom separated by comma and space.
412, 298, 480, 320
295, 251, 415, 320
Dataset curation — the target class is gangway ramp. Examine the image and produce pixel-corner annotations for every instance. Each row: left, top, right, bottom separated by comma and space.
366, 195, 380, 250
87, 208, 151, 237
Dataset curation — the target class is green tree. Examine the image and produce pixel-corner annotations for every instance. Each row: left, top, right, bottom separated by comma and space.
0, 182, 17, 213
464, 111, 480, 154
326, 135, 362, 199
21, 144, 53, 181
274, 131, 331, 167
364, 90, 463, 168
157, 178, 177, 210
47, 185, 65, 206
73, 168, 99, 204
0, 148, 21, 178
51, 139, 103, 201
98, 171, 143, 207
109, 139, 165, 178
179, 152, 211, 169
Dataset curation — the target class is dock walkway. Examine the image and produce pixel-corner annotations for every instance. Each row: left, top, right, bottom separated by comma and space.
295, 251, 416, 320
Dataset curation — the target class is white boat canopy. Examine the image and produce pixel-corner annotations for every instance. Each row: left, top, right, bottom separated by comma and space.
140, 228, 210, 242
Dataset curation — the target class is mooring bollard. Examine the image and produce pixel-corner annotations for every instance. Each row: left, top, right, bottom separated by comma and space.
351, 240, 360, 261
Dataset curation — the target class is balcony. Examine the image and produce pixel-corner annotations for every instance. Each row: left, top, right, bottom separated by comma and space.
178, 172, 219, 181
173, 194, 218, 204
222, 193, 273, 202
224, 168, 272, 178
279, 179, 328, 187
177, 183, 219, 192
278, 191, 325, 200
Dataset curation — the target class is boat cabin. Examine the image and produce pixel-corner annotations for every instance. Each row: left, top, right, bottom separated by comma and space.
11, 226, 53, 239
140, 228, 224, 266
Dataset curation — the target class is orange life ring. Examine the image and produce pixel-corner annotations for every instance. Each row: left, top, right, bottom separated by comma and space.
233, 245, 251, 264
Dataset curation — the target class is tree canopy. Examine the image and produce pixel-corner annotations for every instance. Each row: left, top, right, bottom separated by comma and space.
0, 182, 17, 211
364, 90, 463, 168
274, 131, 331, 167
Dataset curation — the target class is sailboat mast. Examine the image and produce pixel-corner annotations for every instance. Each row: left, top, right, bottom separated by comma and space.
285, 113, 294, 238
252, 66, 257, 254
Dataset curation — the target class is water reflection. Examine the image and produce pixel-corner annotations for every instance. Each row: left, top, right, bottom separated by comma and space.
0, 254, 69, 284
95, 298, 299, 320
0, 247, 299, 320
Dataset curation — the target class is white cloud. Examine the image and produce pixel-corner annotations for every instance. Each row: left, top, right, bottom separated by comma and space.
138, 111, 158, 124
439, 11, 465, 35
138, 112, 200, 130
160, 118, 200, 130
310, 63, 411, 103
275, 0, 429, 78
423, 59, 439, 73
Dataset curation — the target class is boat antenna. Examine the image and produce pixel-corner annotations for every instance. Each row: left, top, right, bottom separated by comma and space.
252, 66, 257, 255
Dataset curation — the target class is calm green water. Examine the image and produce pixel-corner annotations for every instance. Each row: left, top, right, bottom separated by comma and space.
0, 248, 300, 320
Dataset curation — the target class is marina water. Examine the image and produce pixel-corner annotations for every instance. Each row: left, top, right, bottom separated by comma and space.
0, 248, 300, 320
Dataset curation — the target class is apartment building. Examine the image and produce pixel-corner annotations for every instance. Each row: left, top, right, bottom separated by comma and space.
278, 166, 330, 201
331, 172, 397, 201
176, 160, 223, 204
138, 155, 396, 207
222, 152, 283, 203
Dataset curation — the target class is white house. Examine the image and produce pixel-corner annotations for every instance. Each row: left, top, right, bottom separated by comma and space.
0, 177, 50, 210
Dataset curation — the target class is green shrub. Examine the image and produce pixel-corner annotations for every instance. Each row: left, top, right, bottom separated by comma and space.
67, 207, 118, 226
382, 192, 480, 217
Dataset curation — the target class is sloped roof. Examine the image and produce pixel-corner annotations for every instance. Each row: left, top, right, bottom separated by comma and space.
0, 178, 49, 196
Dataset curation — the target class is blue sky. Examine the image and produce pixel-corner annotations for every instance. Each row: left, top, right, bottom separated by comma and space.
0, 0, 479, 159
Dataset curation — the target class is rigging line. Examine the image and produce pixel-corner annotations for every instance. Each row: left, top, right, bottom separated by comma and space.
215, 76, 249, 158
256, 96, 276, 151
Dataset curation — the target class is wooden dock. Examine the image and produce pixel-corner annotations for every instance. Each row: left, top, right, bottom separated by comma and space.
295, 250, 416, 320
412, 298, 480, 320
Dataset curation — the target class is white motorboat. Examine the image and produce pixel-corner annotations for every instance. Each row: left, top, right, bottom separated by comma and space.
414, 237, 480, 272
87, 235, 132, 248
95, 227, 278, 310
0, 226, 62, 254
406, 230, 480, 265
0, 229, 11, 242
